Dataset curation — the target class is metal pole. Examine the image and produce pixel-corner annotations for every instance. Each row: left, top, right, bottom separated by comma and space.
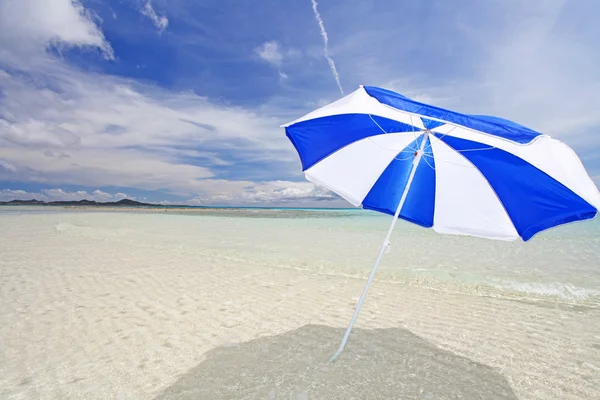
328, 131, 429, 363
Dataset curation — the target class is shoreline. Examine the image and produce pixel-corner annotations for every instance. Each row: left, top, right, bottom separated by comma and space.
0, 204, 355, 211
1, 204, 360, 216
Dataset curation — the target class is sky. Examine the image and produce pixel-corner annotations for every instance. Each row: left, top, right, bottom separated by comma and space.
0, 0, 599, 206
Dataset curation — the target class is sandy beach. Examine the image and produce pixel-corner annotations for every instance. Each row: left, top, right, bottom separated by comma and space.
1, 209, 599, 399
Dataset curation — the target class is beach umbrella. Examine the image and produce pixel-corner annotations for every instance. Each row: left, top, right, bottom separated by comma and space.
282, 85, 600, 362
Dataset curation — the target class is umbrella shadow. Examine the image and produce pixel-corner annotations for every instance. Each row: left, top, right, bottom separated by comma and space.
153, 324, 517, 399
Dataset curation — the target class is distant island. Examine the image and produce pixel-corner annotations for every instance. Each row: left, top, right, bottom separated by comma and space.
0, 199, 158, 207
0, 199, 353, 211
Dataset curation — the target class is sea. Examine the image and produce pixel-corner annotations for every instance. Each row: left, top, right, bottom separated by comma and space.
2, 205, 599, 306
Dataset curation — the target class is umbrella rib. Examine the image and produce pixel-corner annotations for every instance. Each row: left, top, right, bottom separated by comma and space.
396, 154, 419, 161
409, 114, 419, 141
375, 101, 541, 147
429, 125, 499, 153
426, 125, 457, 149
366, 112, 498, 161
365, 136, 420, 159
368, 113, 390, 135
429, 135, 489, 169
422, 154, 436, 170
457, 146, 496, 152
367, 113, 420, 159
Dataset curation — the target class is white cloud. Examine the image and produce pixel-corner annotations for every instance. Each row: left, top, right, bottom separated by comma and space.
0, 158, 17, 172
6, 0, 595, 207
0, 0, 298, 199
0, 0, 113, 59
91, 189, 113, 202
255, 41, 283, 66
425, 0, 599, 142
185, 180, 342, 206
0, 183, 344, 207
0, 1, 346, 207
42, 188, 93, 201
0, 64, 294, 194
364, 2, 600, 147
256, 42, 297, 83
140, 1, 168, 34
0, 189, 30, 201
0, 188, 135, 203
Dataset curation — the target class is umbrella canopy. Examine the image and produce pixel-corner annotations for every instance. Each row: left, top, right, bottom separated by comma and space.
283, 86, 600, 362
284, 85, 600, 242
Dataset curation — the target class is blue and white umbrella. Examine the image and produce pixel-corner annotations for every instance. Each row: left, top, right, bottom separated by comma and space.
283, 85, 600, 361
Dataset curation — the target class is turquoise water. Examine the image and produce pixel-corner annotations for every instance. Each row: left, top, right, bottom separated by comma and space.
3, 206, 599, 304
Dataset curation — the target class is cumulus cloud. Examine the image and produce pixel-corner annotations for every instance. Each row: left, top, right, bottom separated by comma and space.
91, 189, 113, 202
185, 180, 342, 206
41, 188, 94, 201
6, 0, 593, 207
0, 1, 298, 200
0, 188, 135, 202
0, 183, 343, 207
0, 189, 30, 201
0, 0, 113, 59
140, 1, 168, 33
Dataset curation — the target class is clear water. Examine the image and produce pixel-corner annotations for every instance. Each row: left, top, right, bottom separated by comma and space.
2, 206, 599, 304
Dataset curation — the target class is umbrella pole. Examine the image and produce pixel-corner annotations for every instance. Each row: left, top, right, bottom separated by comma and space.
328, 131, 429, 363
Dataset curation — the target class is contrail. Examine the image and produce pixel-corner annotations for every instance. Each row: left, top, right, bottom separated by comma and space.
310, 0, 344, 95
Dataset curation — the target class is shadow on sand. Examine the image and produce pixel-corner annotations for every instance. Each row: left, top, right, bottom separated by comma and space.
153, 324, 517, 399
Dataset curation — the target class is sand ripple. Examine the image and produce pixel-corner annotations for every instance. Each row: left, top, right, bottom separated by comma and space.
1, 212, 599, 399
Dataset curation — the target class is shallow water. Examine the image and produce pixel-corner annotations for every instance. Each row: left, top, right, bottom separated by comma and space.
3, 206, 598, 305
2, 206, 600, 399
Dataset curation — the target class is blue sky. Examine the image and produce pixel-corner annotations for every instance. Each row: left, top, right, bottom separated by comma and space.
1, 0, 599, 206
